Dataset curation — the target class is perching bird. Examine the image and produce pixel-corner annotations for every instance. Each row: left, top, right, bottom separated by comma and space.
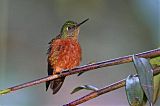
46, 18, 89, 94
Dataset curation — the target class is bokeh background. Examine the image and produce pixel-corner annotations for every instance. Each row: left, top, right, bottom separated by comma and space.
0, 0, 159, 106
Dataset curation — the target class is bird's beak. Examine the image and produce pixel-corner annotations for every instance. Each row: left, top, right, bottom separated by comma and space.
76, 18, 89, 28
68, 18, 89, 34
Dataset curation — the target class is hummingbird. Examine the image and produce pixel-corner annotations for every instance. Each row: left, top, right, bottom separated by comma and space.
46, 18, 89, 94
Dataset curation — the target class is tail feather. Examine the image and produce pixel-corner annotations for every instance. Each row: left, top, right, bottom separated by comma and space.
46, 80, 51, 91
46, 63, 53, 91
46, 63, 65, 94
50, 77, 65, 94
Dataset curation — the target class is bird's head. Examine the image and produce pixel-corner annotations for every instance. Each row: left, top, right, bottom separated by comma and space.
60, 18, 89, 39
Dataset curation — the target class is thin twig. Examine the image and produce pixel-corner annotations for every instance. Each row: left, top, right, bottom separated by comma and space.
0, 48, 160, 95
64, 67, 160, 106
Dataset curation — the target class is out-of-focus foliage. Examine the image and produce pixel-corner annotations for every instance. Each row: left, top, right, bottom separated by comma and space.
150, 56, 160, 103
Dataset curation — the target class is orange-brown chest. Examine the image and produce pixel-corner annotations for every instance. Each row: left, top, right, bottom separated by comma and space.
48, 38, 81, 69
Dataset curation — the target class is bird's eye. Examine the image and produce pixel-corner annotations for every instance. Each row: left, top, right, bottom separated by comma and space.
67, 26, 72, 31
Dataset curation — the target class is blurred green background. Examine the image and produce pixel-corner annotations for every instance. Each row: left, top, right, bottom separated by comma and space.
0, 0, 159, 106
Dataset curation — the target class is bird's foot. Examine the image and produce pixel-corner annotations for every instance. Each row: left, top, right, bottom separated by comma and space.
67, 69, 73, 75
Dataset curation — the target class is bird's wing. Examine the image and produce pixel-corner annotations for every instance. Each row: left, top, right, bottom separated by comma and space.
47, 34, 61, 54
46, 38, 64, 91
